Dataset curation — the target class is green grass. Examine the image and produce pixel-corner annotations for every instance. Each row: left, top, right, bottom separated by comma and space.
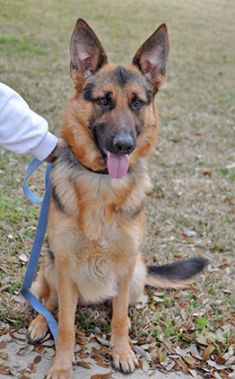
0, 32, 18, 44
0, 0, 234, 376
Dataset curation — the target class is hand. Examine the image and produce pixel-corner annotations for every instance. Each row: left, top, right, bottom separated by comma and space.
44, 138, 68, 162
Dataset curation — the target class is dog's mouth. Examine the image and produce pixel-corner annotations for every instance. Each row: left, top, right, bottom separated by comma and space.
106, 152, 129, 179
93, 128, 133, 179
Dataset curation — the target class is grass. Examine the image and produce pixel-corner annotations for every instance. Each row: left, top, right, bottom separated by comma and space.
0, 0, 234, 377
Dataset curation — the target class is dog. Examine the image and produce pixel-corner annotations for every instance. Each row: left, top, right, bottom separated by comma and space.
27, 19, 207, 379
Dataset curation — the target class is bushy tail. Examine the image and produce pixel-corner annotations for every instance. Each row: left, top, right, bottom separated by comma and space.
145, 256, 208, 289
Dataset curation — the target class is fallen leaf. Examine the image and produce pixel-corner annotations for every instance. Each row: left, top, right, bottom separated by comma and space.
202, 345, 215, 360
0, 352, 8, 360
165, 360, 175, 371
34, 344, 45, 353
190, 344, 202, 360
196, 335, 208, 346
90, 373, 112, 379
79, 349, 90, 359
0, 341, 7, 350
76, 361, 91, 369
189, 369, 198, 377
182, 354, 196, 365
207, 360, 227, 370
0, 365, 10, 375
174, 358, 190, 374
96, 336, 110, 347
133, 345, 149, 358
157, 347, 167, 363
33, 355, 42, 364
12, 331, 27, 341
16, 344, 34, 356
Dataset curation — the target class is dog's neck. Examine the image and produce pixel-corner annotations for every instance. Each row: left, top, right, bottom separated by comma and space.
76, 157, 109, 175
57, 145, 137, 177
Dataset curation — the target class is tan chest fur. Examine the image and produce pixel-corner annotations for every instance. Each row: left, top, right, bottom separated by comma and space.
47, 156, 151, 303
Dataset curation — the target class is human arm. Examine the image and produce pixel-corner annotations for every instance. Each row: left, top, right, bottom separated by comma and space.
0, 82, 59, 161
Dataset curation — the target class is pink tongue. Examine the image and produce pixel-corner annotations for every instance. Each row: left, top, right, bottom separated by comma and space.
107, 152, 129, 179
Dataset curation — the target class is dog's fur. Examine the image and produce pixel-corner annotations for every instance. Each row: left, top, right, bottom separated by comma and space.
28, 19, 208, 379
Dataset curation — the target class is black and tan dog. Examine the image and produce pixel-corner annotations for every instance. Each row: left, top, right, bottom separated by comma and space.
28, 19, 207, 379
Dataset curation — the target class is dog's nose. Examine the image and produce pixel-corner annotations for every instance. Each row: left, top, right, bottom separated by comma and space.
112, 131, 136, 154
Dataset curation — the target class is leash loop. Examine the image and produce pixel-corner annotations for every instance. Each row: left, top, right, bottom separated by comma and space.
21, 158, 58, 344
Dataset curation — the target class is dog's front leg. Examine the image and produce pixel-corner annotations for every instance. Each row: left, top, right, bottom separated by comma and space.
47, 258, 79, 379
111, 259, 139, 373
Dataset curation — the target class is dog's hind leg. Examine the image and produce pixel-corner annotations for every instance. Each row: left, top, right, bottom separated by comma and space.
129, 255, 146, 305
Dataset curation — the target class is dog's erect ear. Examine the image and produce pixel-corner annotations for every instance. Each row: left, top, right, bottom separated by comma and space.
70, 19, 107, 83
132, 24, 169, 93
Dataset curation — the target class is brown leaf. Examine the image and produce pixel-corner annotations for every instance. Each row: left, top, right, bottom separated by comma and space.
34, 344, 45, 353
0, 341, 7, 350
182, 354, 196, 365
33, 355, 42, 364
196, 335, 208, 346
96, 360, 110, 369
175, 358, 190, 374
90, 373, 112, 379
79, 349, 89, 359
202, 345, 215, 360
203, 170, 212, 177
0, 365, 10, 375
91, 353, 109, 369
27, 362, 36, 374
76, 361, 91, 369
92, 345, 109, 356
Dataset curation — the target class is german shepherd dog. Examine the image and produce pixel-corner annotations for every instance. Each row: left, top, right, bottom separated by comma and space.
27, 19, 207, 379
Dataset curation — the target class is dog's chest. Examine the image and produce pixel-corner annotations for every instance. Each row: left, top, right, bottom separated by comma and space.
73, 171, 147, 240
50, 162, 151, 303
70, 229, 130, 304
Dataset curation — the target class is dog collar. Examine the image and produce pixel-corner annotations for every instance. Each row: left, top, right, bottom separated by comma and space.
78, 160, 109, 175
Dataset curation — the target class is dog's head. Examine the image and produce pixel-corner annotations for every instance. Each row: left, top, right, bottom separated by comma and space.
62, 19, 169, 178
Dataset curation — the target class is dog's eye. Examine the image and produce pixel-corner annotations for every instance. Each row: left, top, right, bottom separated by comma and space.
97, 97, 110, 107
132, 98, 144, 110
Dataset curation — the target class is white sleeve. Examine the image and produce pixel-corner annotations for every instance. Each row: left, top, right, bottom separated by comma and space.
0, 82, 58, 160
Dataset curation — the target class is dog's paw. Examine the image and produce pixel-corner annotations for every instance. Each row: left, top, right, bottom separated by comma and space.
27, 315, 48, 343
47, 362, 73, 379
112, 344, 139, 373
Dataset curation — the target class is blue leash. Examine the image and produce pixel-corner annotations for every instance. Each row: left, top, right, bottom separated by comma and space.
21, 158, 58, 344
